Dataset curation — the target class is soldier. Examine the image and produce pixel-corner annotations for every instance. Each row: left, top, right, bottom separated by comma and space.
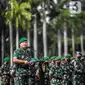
42, 56, 50, 85
61, 54, 72, 85
34, 58, 40, 85
80, 54, 85, 85
54, 56, 62, 85
28, 58, 39, 85
49, 56, 56, 85
13, 37, 33, 85
70, 56, 75, 64
72, 51, 83, 85
0, 57, 10, 85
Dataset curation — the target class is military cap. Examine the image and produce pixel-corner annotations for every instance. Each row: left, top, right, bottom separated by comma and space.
76, 51, 82, 56
61, 57, 65, 60
50, 56, 56, 60
31, 58, 39, 61
44, 56, 49, 60
54, 56, 61, 61
82, 54, 85, 57
64, 54, 71, 58
70, 56, 75, 60
19, 37, 27, 44
4, 57, 10, 62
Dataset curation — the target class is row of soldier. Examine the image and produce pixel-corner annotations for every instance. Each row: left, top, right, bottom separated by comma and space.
42, 52, 85, 85
0, 37, 85, 85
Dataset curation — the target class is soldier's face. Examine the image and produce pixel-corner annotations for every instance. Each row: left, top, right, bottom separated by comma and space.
76, 54, 81, 59
20, 41, 28, 49
81, 57, 85, 61
51, 60, 54, 64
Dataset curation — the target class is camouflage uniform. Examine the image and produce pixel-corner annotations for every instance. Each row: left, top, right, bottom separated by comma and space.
13, 47, 32, 85
49, 56, 56, 85
42, 56, 50, 85
35, 61, 40, 85
0, 57, 10, 85
61, 54, 72, 85
72, 52, 83, 85
28, 62, 36, 85
49, 62, 55, 85
80, 54, 85, 85
54, 56, 62, 85
72, 58, 83, 85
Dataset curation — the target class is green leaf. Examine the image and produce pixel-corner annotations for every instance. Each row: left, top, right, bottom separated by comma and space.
63, 9, 70, 17
21, 10, 31, 20
20, 2, 31, 9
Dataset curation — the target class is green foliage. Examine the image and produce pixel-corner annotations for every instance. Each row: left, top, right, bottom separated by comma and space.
47, 0, 85, 55
3, 0, 32, 29
28, 0, 43, 4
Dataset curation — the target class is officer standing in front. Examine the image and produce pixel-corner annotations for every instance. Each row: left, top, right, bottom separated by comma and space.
13, 37, 33, 85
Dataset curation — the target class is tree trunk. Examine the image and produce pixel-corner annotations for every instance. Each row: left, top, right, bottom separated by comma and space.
80, 33, 83, 52
43, 2, 47, 57
58, 29, 61, 56
27, 30, 31, 47
72, 28, 75, 56
1, 30, 4, 64
9, 23, 13, 66
33, 14, 38, 58
16, 28, 19, 49
64, 23, 68, 55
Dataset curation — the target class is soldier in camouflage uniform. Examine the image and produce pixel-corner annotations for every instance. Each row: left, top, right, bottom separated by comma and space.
61, 54, 72, 85
13, 37, 33, 85
80, 54, 85, 85
49, 56, 56, 85
42, 56, 50, 85
70, 56, 75, 64
72, 51, 83, 85
34, 58, 40, 85
54, 56, 62, 85
0, 57, 10, 85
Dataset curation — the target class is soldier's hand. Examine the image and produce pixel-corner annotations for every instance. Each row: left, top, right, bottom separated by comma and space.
24, 60, 29, 64
29, 60, 33, 64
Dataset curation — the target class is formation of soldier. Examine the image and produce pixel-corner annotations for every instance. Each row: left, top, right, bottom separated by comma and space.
42, 52, 85, 85
0, 37, 85, 85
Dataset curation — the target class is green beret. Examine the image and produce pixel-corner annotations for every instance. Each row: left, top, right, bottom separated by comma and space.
50, 56, 56, 60
61, 57, 65, 60
31, 58, 40, 62
44, 56, 49, 61
54, 56, 61, 61
19, 37, 27, 44
32, 58, 38, 61
64, 54, 71, 58
82, 54, 85, 57
4, 57, 10, 62
70, 56, 75, 60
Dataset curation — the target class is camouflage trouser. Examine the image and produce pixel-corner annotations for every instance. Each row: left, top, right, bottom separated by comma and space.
35, 79, 40, 85
56, 79, 62, 85
14, 71, 36, 85
72, 75, 81, 85
50, 78, 57, 85
62, 80, 70, 85
62, 74, 71, 85
1, 75, 10, 85
44, 78, 50, 85
51, 78, 62, 85
14, 72, 29, 85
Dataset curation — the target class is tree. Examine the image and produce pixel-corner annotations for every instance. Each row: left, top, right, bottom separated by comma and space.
50, 0, 85, 55
2, 0, 31, 65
